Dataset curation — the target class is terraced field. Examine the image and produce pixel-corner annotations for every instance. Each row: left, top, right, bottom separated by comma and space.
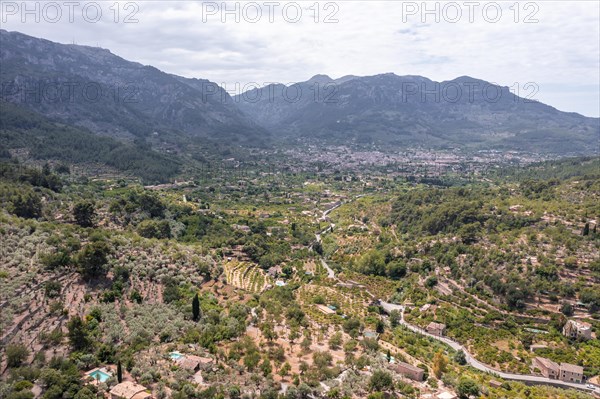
223, 261, 272, 293
297, 283, 369, 323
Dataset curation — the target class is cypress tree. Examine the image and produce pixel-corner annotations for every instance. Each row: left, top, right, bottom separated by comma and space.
192, 293, 201, 321
117, 360, 122, 383
583, 222, 590, 236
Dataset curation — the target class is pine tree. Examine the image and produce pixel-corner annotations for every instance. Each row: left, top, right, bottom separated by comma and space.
73, 200, 96, 227
67, 316, 89, 350
386, 349, 391, 362
376, 319, 385, 334
192, 293, 201, 321
117, 360, 123, 383
583, 222, 590, 236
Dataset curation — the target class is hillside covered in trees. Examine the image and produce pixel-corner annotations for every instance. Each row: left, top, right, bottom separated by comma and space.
1, 155, 598, 399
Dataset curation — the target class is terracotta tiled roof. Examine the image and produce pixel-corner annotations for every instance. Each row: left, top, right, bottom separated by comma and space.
560, 362, 584, 374
110, 381, 150, 399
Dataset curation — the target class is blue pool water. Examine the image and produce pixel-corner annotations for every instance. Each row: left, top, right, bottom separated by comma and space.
170, 352, 184, 360
88, 370, 111, 382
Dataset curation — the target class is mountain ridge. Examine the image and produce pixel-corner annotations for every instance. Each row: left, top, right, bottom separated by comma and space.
1, 29, 598, 156
234, 73, 599, 153
0, 29, 268, 147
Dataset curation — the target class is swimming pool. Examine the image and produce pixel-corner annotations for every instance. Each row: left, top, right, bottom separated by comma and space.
88, 370, 111, 383
170, 352, 184, 360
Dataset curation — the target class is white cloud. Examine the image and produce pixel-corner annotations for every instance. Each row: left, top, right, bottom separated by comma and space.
2, 0, 599, 116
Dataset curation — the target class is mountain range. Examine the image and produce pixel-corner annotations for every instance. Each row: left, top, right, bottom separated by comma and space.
1, 29, 598, 182
234, 74, 599, 153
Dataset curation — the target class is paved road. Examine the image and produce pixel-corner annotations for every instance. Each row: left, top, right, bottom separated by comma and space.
320, 259, 336, 280
323, 203, 343, 218
314, 199, 345, 280
379, 302, 596, 394
314, 194, 368, 280
312, 194, 596, 395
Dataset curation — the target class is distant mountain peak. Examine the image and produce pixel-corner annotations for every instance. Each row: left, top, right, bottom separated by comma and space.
306, 74, 334, 84
448, 75, 488, 84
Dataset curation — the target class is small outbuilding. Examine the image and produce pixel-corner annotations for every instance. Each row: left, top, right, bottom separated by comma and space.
426, 322, 446, 336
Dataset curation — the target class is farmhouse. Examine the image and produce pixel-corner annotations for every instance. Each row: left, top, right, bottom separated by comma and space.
422, 303, 435, 313
109, 381, 152, 399
177, 356, 202, 371
563, 320, 592, 340
533, 357, 585, 383
267, 266, 281, 278
533, 357, 559, 379
391, 361, 424, 381
426, 322, 446, 336
176, 355, 214, 371
559, 362, 584, 383
489, 380, 503, 388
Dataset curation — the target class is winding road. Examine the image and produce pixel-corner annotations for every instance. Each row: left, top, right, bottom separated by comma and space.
313, 197, 597, 395
314, 195, 368, 281
379, 302, 596, 394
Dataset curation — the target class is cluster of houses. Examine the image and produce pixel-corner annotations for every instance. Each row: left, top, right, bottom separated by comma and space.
533, 357, 585, 383
525, 319, 593, 386
84, 352, 215, 399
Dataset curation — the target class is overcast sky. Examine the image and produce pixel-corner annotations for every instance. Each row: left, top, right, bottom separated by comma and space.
2, 1, 599, 116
